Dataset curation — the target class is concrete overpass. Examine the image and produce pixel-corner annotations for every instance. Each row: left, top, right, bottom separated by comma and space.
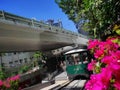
0, 10, 89, 52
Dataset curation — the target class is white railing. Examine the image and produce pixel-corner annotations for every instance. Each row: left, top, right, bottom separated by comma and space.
0, 10, 89, 39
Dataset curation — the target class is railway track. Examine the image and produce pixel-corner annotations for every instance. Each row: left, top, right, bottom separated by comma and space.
44, 79, 86, 90
23, 79, 86, 90
60, 80, 86, 90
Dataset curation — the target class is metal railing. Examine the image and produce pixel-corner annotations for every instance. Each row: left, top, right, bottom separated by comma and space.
0, 10, 89, 39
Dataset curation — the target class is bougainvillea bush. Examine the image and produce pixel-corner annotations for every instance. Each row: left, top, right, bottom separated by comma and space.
0, 75, 20, 90
85, 23, 120, 90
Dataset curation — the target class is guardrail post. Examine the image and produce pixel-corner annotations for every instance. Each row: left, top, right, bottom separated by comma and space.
49, 25, 52, 30
1, 10, 5, 19
31, 19, 34, 27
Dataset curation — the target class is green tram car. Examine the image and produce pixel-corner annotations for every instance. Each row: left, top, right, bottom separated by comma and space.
64, 49, 90, 79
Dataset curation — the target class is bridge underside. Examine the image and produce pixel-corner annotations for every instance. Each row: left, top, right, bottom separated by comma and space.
0, 37, 72, 52
0, 20, 75, 52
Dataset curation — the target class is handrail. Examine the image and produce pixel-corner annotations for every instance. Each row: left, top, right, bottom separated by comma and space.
0, 10, 89, 39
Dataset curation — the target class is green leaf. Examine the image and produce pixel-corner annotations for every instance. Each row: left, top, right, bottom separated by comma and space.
112, 38, 118, 43
116, 29, 120, 35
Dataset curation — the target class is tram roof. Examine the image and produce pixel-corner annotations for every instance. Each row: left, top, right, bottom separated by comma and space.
64, 49, 87, 55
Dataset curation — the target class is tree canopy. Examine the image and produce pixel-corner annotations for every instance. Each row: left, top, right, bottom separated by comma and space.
55, 0, 120, 38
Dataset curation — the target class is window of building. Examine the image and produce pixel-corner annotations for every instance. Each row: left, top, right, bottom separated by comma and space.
24, 58, 27, 63
9, 62, 14, 67
14, 52, 16, 55
7, 53, 12, 56
9, 62, 13, 64
19, 59, 23, 64
15, 60, 18, 64
1, 63, 5, 67
30, 57, 33, 61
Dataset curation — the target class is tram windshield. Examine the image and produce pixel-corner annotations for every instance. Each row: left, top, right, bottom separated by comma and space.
65, 49, 88, 65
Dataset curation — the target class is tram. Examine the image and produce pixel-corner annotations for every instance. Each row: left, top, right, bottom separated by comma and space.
64, 49, 90, 79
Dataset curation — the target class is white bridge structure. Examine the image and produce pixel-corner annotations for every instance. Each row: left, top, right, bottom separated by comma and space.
0, 10, 89, 53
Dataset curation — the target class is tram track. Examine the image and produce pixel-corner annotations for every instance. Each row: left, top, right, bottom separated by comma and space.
51, 79, 73, 90
23, 80, 55, 90
50, 79, 86, 90
22, 77, 87, 90
23, 79, 86, 90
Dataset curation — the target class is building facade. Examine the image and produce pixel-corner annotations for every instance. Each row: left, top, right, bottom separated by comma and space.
0, 52, 34, 72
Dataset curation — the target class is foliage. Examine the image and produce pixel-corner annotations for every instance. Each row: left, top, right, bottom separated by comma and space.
0, 69, 6, 80
55, 0, 120, 38
33, 51, 46, 68
55, 0, 82, 23
19, 65, 30, 74
0, 75, 20, 90
85, 22, 120, 89
33, 51, 43, 59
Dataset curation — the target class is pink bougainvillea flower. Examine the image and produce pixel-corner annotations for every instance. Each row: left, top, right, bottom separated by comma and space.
85, 80, 106, 90
85, 74, 108, 90
0, 80, 3, 86
109, 62, 120, 80
88, 39, 100, 49
108, 43, 119, 53
3, 80, 10, 88
86, 35, 120, 90
85, 67, 112, 90
113, 51, 120, 60
101, 55, 114, 64
0, 75, 20, 89
114, 80, 120, 90
85, 80, 104, 90
102, 50, 120, 65
85, 74, 98, 90
97, 40, 119, 55
94, 49, 104, 59
110, 62, 120, 71
87, 59, 96, 71
10, 75, 20, 81
100, 67, 112, 86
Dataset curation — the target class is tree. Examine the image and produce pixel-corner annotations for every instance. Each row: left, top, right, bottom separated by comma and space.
33, 51, 46, 68
55, 0, 120, 38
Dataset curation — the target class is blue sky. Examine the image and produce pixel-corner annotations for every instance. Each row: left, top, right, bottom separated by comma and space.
0, 0, 77, 32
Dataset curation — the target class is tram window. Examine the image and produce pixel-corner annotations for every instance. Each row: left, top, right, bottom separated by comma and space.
65, 49, 89, 65
66, 53, 81, 65
83, 52, 87, 55
75, 56, 80, 62
82, 52, 89, 63
73, 55, 80, 65
66, 55, 74, 65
